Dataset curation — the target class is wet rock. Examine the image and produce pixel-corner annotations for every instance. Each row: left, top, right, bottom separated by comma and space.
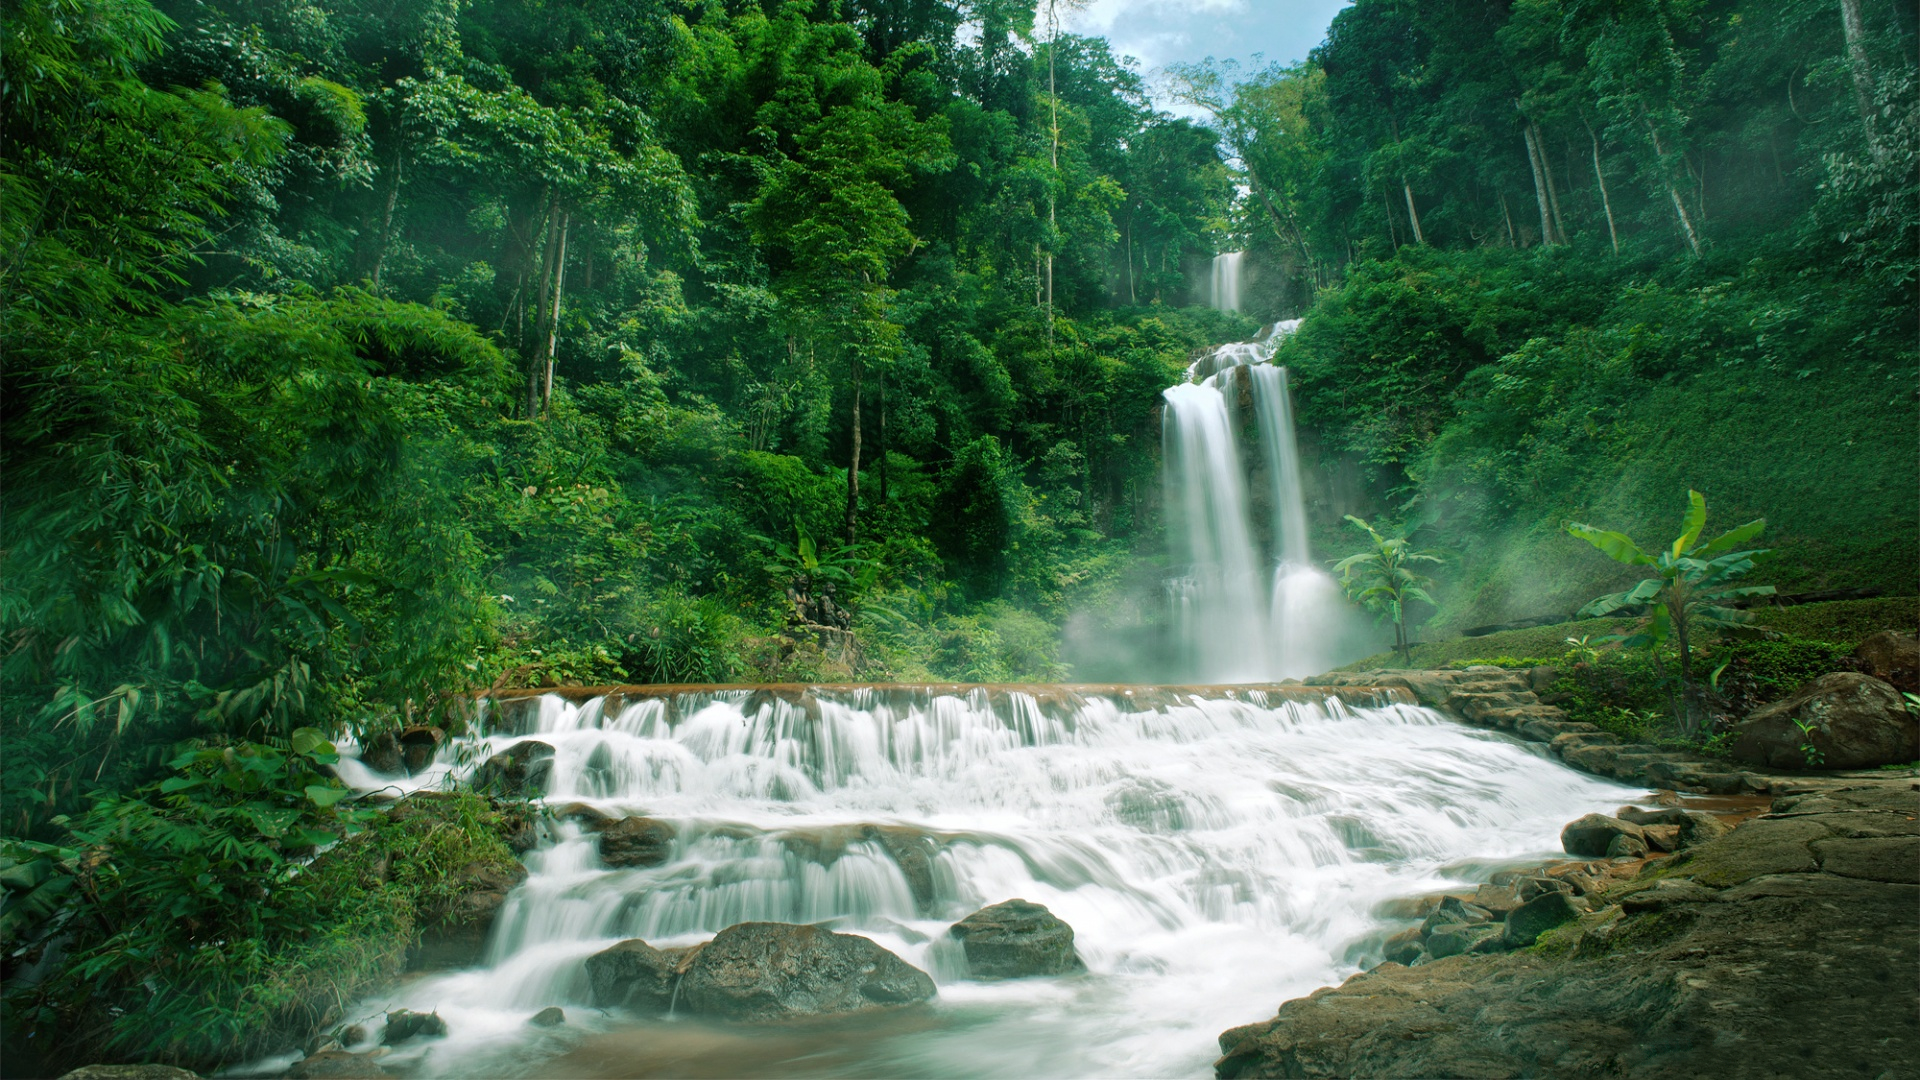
57, 1069, 202, 1080
1561, 813, 1646, 857
56, 1060, 202, 1068
527, 1007, 566, 1027
1733, 673, 1917, 770
865, 825, 942, 912
585, 938, 696, 1013
1419, 895, 1492, 935
397, 726, 445, 773
360, 732, 403, 775
1606, 831, 1650, 858
948, 899, 1087, 978
1642, 823, 1683, 852
1381, 927, 1424, 965
552, 801, 614, 828
334, 1025, 367, 1048
677, 922, 935, 1020
598, 816, 675, 868
1503, 890, 1584, 947
1427, 923, 1502, 959
380, 1009, 447, 1044
1855, 631, 1919, 694
284, 1052, 389, 1080
1615, 806, 1732, 849
409, 858, 527, 969
1470, 881, 1523, 914
472, 740, 555, 797
1214, 781, 1919, 1080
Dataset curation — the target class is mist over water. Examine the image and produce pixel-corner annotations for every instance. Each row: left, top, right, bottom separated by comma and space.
329, 689, 1635, 1078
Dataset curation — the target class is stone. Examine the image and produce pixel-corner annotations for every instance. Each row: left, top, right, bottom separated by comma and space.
1381, 927, 1424, 965
948, 899, 1087, 978
283, 1052, 389, 1080
1525, 665, 1560, 693
865, 825, 941, 912
1606, 831, 1650, 858
677, 922, 936, 1020
1418, 895, 1492, 935
409, 858, 528, 969
1811, 835, 1920, 883
1615, 806, 1732, 849
1731, 673, 1917, 770
598, 816, 675, 868
1561, 813, 1646, 857
1427, 923, 1502, 959
1502, 890, 1584, 947
1642, 824, 1682, 852
360, 732, 403, 775
380, 1009, 447, 1044
472, 740, 555, 797
526, 1007, 566, 1027
57, 1069, 201, 1080
1470, 881, 1523, 914
397, 726, 445, 774
1855, 630, 1919, 693
585, 938, 691, 1013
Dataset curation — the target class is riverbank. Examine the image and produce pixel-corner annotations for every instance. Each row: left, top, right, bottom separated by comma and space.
1215, 778, 1920, 1078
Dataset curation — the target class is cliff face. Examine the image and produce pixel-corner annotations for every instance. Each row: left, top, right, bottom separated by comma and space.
1215, 781, 1920, 1080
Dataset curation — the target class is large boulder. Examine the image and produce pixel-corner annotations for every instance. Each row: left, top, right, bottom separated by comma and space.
472, 740, 555, 797
360, 732, 403, 775
676, 922, 935, 1020
584, 938, 700, 1013
947, 899, 1086, 978
1855, 631, 1919, 694
397, 726, 445, 774
598, 817, 675, 868
1560, 813, 1646, 858
409, 859, 528, 969
1731, 673, 1917, 770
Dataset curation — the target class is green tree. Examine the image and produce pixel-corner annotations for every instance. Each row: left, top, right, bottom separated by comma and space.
1568, 490, 1776, 736
1333, 516, 1442, 665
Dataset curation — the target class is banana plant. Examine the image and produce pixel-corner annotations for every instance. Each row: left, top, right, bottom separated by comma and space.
1568, 490, 1776, 737
1333, 516, 1443, 666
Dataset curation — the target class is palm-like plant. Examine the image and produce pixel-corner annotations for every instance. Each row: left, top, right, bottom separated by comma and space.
1568, 490, 1775, 737
1333, 516, 1443, 666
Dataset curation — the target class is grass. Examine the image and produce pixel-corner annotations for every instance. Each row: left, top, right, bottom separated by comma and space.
1338, 596, 1918, 672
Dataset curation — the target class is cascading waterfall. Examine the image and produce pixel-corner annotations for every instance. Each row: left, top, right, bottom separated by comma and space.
324, 687, 1636, 1079
1209, 252, 1244, 312
1163, 319, 1348, 682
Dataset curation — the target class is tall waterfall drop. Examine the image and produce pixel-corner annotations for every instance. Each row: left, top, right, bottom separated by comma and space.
1163, 319, 1350, 682
1208, 251, 1244, 312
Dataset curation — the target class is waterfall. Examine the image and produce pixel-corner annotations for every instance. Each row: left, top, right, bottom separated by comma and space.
1162, 320, 1348, 681
329, 687, 1636, 1079
1209, 252, 1244, 312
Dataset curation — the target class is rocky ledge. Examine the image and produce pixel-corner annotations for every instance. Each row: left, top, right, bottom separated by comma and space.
1215, 780, 1920, 1079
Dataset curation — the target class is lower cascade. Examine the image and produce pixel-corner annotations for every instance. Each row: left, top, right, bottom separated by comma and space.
329, 685, 1634, 1078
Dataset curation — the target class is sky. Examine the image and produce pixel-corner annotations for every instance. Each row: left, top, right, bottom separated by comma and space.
1064, 0, 1351, 104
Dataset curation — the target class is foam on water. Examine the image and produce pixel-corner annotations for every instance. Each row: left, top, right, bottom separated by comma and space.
329, 688, 1637, 1078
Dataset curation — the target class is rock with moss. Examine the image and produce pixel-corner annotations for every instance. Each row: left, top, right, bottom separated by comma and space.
676, 922, 935, 1020
948, 899, 1086, 978
1732, 673, 1917, 770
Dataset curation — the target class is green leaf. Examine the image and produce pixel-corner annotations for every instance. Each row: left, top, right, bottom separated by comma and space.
304, 784, 348, 808
1694, 519, 1767, 558
1673, 489, 1707, 557
290, 727, 333, 757
1566, 524, 1655, 566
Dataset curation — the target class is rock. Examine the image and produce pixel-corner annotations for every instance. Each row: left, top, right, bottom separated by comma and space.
56, 1060, 202, 1068
335, 1025, 367, 1048
1642, 824, 1683, 852
472, 740, 555, 797
360, 732, 403, 775
57, 1069, 202, 1080
1427, 923, 1502, 959
1561, 813, 1646, 858
1470, 881, 1523, 914
552, 801, 614, 828
409, 858, 528, 969
284, 1052, 389, 1080
1525, 665, 1560, 693
397, 726, 445, 773
585, 938, 689, 1012
1503, 890, 1584, 947
380, 1009, 447, 1044
527, 1007, 566, 1027
1381, 927, 1424, 965
865, 825, 941, 912
598, 816, 675, 868
1606, 831, 1650, 858
1732, 673, 1917, 770
1855, 631, 1919, 693
947, 899, 1087, 978
1615, 806, 1732, 848
1418, 895, 1492, 935
676, 922, 935, 1020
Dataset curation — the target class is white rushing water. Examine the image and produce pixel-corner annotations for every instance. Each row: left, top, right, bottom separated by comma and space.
1209, 252, 1245, 313
327, 688, 1637, 1079
1164, 320, 1354, 682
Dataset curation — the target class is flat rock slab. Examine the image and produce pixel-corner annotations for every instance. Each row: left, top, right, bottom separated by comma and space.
1216, 781, 1920, 1080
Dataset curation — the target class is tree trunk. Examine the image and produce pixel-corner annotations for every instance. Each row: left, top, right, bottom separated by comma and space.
1125, 218, 1135, 304
1644, 121, 1702, 254
1523, 125, 1556, 245
541, 212, 570, 414
528, 195, 559, 419
878, 373, 888, 504
1532, 121, 1567, 243
844, 354, 863, 542
1587, 119, 1620, 253
1839, 0, 1885, 160
1401, 181, 1426, 245
370, 150, 404, 287
1499, 191, 1517, 247
1382, 187, 1400, 247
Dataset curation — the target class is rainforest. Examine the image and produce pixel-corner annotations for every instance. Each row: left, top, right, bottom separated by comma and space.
2, 0, 1915, 1077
